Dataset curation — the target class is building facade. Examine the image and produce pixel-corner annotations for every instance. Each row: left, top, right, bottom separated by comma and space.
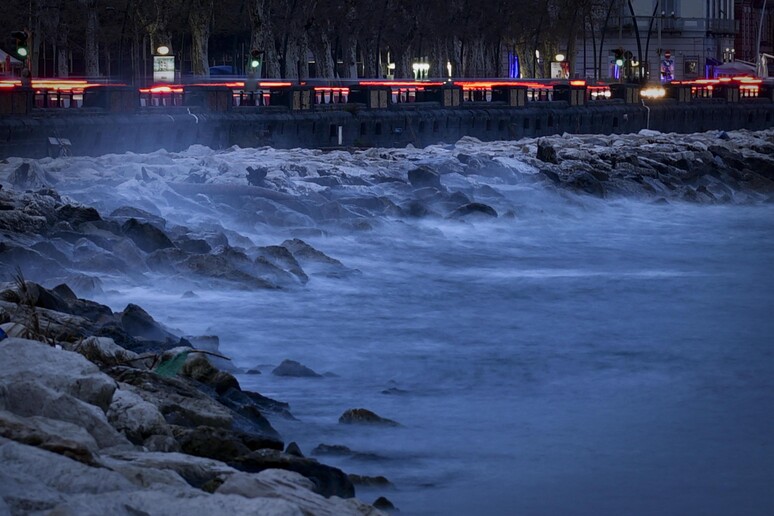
574, 0, 744, 82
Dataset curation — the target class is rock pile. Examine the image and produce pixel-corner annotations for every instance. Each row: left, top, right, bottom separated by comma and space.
529, 130, 774, 202
0, 180, 358, 290
0, 280, 384, 514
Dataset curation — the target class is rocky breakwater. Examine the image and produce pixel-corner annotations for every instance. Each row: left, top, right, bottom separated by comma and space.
527, 129, 774, 202
0, 160, 358, 291
0, 278, 385, 514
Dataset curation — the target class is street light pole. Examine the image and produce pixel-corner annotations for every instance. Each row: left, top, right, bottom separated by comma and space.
757, 0, 768, 77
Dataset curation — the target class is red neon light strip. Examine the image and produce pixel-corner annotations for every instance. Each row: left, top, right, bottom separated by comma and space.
358, 81, 445, 87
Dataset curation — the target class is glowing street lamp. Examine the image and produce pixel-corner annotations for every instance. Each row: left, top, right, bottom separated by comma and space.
412, 62, 429, 80
153, 45, 174, 83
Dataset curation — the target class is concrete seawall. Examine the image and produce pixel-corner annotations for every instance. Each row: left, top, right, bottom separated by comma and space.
1, 98, 773, 158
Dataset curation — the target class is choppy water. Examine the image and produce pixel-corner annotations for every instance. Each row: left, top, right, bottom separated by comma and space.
96, 197, 774, 515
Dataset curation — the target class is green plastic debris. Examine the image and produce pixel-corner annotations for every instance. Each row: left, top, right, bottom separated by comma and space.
153, 350, 191, 378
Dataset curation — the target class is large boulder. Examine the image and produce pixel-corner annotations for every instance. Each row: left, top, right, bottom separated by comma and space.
56, 204, 102, 228
118, 303, 179, 343
121, 218, 175, 253
0, 338, 116, 412
407, 165, 442, 189
566, 170, 606, 198
0, 439, 134, 508
180, 353, 240, 394
447, 202, 498, 219
67, 336, 141, 369
107, 388, 172, 444
280, 239, 357, 278
272, 359, 323, 378
8, 162, 53, 190
106, 367, 234, 430
231, 449, 355, 499
171, 425, 283, 463
2, 380, 129, 449
102, 449, 238, 489
217, 469, 384, 515
0, 409, 99, 466
338, 408, 400, 427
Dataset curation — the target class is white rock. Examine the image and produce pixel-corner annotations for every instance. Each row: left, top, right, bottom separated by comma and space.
0, 338, 117, 412
70, 336, 141, 368
0, 409, 99, 455
0, 439, 133, 495
107, 387, 171, 443
2, 380, 129, 449
217, 469, 385, 515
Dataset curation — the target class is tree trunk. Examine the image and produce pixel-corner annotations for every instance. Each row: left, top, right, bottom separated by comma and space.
315, 34, 335, 78
189, 0, 214, 76
56, 27, 69, 79
340, 36, 358, 79
360, 36, 378, 78
83, 0, 100, 76
394, 47, 412, 79
428, 40, 443, 80
248, 0, 279, 78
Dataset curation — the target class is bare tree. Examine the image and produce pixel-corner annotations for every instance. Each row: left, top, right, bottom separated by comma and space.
189, 0, 214, 76
80, 0, 101, 76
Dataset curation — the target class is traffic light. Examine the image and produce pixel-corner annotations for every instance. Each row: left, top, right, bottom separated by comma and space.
249, 50, 262, 70
11, 30, 29, 59
614, 48, 624, 67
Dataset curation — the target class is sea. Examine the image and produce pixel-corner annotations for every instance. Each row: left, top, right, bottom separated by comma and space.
93, 189, 774, 515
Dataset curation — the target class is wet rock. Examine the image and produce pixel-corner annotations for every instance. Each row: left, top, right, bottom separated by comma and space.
339, 408, 401, 427
121, 218, 175, 253
2, 378, 129, 450
171, 425, 282, 463
348, 474, 393, 487
107, 367, 234, 429
272, 359, 323, 378
180, 254, 279, 290
537, 140, 559, 164
285, 442, 304, 457
180, 353, 239, 395
68, 336, 140, 368
107, 387, 172, 444
109, 206, 166, 228
540, 167, 562, 184
218, 387, 294, 427
9, 162, 52, 190
56, 204, 101, 228
373, 496, 397, 511
281, 238, 357, 278
304, 176, 342, 187
401, 200, 431, 218
230, 448, 355, 499
407, 165, 442, 189
381, 387, 409, 395
0, 409, 100, 466
566, 170, 605, 198
447, 202, 498, 219
216, 469, 383, 515
0, 440, 135, 511
175, 236, 212, 254
256, 245, 309, 284
119, 303, 179, 343
253, 257, 304, 288
0, 338, 117, 412
246, 166, 269, 186
312, 444, 355, 456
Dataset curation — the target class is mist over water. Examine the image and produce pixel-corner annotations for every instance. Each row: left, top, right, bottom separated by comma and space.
95, 197, 774, 515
